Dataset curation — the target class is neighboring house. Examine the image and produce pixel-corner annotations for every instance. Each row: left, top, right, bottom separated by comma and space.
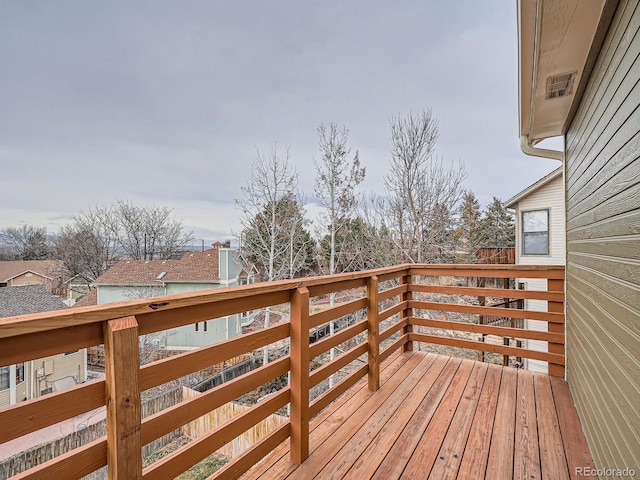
0, 285, 88, 408
0, 260, 65, 293
518, 0, 639, 472
505, 167, 565, 373
64, 274, 93, 303
92, 246, 242, 351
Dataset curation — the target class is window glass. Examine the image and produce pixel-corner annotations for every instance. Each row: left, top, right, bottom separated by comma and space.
16, 363, 24, 384
522, 210, 549, 255
523, 210, 548, 232
0, 367, 9, 390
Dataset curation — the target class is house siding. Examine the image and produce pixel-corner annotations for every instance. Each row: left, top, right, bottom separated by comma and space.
565, 0, 640, 473
0, 355, 86, 408
9, 272, 49, 287
514, 174, 566, 373
97, 282, 241, 349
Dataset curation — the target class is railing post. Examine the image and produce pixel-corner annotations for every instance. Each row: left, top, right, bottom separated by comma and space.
547, 278, 565, 377
290, 287, 310, 464
401, 273, 413, 352
104, 316, 142, 480
367, 275, 380, 391
477, 277, 486, 362
502, 277, 510, 366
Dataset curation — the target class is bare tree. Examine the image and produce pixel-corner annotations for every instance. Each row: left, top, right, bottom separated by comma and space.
236, 144, 309, 365
385, 110, 466, 263
113, 201, 193, 260
54, 208, 120, 284
314, 123, 365, 386
314, 123, 366, 276
357, 193, 402, 268
0, 225, 50, 260
54, 202, 192, 285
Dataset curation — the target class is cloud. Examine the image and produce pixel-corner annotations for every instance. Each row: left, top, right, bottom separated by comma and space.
0, 0, 560, 237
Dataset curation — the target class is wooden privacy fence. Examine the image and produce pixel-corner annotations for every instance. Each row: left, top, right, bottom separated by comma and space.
181, 387, 287, 459
0, 264, 565, 479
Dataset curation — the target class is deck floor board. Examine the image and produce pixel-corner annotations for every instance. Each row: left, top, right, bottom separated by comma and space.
242, 352, 593, 480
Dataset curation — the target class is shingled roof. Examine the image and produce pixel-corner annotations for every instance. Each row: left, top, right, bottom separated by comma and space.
93, 250, 221, 285
0, 260, 64, 282
0, 284, 68, 318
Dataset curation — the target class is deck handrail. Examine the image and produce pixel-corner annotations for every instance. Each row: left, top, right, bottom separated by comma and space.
0, 264, 565, 479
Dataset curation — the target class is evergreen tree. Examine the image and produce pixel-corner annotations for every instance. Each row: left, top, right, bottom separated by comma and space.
455, 191, 482, 261
242, 194, 315, 280
478, 197, 515, 247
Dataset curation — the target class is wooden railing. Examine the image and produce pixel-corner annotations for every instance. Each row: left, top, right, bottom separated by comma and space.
0, 264, 564, 479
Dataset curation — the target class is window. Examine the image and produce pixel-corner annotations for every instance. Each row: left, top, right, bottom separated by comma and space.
16, 363, 24, 384
0, 367, 8, 390
522, 209, 549, 255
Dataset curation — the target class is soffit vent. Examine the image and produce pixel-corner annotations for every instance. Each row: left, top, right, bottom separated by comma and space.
546, 71, 577, 99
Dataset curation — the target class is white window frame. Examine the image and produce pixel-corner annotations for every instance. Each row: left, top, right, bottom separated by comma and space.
522, 209, 550, 256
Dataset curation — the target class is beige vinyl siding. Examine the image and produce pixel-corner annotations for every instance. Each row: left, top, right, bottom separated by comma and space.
565, 0, 640, 473
31, 353, 86, 396
9, 272, 48, 287
514, 174, 566, 373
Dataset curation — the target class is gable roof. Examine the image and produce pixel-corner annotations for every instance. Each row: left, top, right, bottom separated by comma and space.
0, 284, 68, 318
0, 260, 64, 283
93, 250, 221, 285
73, 288, 97, 307
505, 167, 563, 208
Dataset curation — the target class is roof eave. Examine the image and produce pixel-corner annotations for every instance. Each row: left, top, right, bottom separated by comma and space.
505, 166, 563, 207
518, 0, 616, 150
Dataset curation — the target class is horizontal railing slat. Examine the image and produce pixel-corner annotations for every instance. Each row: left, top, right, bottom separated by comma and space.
411, 284, 564, 302
139, 323, 289, 391
306, 278, 367, 297
410, 317, 565, 344
0, 322, 103, 367
0, 379, 105, 444
309, 298, 367, 330
12, 438, 107, 480
137, 290, 291, 336
379, 300, 407, 322
142, 389, 290, 480
379, 333, 409, 362
0, 264, 409, 339
409, 300, 565, 324
378, 283, 409, 302
379, 317, 408, 343
141, 357, 290, 445
211, 423, 291, 480
409, 265, 565, 279
409, 332, 566, 365
309, 364, 368, 418
376, 268, 410, 283
309, 343, 368, 388
309, 320, 368, 359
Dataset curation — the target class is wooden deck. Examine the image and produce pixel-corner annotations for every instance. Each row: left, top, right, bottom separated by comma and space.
244, 352, 593, 480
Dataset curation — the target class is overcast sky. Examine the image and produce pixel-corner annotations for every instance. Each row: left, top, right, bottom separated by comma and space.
0, 1, 562, 246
